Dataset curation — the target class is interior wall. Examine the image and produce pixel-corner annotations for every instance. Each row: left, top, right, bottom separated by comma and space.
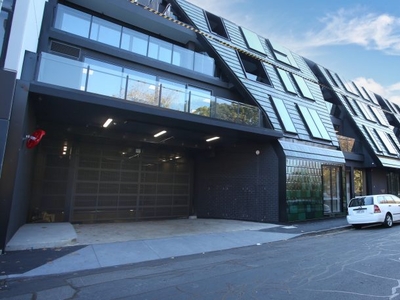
193, 142, 280, 223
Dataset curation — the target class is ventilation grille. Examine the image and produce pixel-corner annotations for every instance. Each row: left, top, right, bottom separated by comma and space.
50, 41, 81, 59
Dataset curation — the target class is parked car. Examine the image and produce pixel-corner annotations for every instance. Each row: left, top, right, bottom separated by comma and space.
347, 194, 400, 229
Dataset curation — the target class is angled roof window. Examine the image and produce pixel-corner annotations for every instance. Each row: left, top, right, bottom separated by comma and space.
370, 106, 389, 126
325, 69, 339, 87
356, 101, 376, 122
354, 83, 371, 101
268, 40, 298, 68
298, 105, 331, 140
240, 27, 266, 54
365, 89, 380, 105
276, 68, 296, 94
205, 11, 229, 39
293, 74, 314, 100
271, 97, 297, 133
343, 96, 358, 116
238, 52, 271, 85
363, 125, 383, 153
375, 129, 398, 155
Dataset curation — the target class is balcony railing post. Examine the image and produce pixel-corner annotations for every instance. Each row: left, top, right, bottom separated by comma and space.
84, 65, 90, 92
158, 83, 162, 107
124, 75, 129, 100
187, 91, 191, 113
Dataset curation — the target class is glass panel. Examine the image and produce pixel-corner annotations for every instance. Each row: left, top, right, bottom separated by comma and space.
188, 86, 211, 116
325, 69, 339, 87
293, 74, 314, 100
276, 69, 297, 94
298, 105, 321, 138
370, 106, 388, 126
84, 58, 124, 98
271, 97, 297, 133
363, 125, 383, 152
121, 28, 148, 56
215, 98, 237, 122
38, 52, 86, 90
269, 39, 298, 67
172, 45, 194, 70
356, 102, 376, 122
125, 69, 157, 105
241, 27, 266, 54
354, 82, 371, 100
375, 130, 398, 155
159, 79, 186, 112
323, 166, 341, 213
194, 53, 215, 76
308, 109, 331, 140
0, 10, 8, 58
353, 169, 365, 196
148, 37, 173, 63
343, 96, 357, 116
54, 4, 91, 38
90, 17, 121, 47
238, 104, 260, 126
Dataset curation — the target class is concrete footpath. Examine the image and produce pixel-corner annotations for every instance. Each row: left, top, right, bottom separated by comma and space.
0, 217, 351, 280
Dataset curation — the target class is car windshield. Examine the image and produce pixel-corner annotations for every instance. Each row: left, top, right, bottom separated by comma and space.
349, 196, 374, 207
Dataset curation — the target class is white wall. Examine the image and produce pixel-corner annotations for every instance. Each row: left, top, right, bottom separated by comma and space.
4, 0, 47, 78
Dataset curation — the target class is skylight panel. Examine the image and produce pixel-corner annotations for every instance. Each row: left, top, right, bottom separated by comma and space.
298, 105, 331, 140
363, 125, 383, 153
293, 74, 314, 100
356, 101, 376, 122
276, 68, 296, 94
375, 129, 398, 155
271, 97, 297, 133
240, 27, 266, 54
370, 106, 389, 126
269, 39, 298, 68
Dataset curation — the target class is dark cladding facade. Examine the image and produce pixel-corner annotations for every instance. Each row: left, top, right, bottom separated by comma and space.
0, 0, 399, 252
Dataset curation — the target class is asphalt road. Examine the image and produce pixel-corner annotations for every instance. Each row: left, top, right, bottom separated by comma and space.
1, 224, 400, 299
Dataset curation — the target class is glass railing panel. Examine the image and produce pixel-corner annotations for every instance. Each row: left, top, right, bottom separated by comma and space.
90, 16, 122, 48
159, 85, 186, 112
188, 91, 211, 117
214, 98, 238, 122
239, 104, 260, 126
85, 65, 125, 99
54, 4, 91, 38
38, 52, 87, 90
194, 52, 215, 76
121, 27, 149, 56
125, 77, 158, 106
172, 45, 194, 70
148, 37, 173, 63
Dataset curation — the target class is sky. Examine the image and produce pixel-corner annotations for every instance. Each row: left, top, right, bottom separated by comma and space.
186, 0, 400, 103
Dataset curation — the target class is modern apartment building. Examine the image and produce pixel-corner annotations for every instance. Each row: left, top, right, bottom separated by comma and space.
1, 0, 399, 252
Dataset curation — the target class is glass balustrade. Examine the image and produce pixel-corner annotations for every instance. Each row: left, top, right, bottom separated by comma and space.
55, 4, 215, 77
37, 52, 261, 127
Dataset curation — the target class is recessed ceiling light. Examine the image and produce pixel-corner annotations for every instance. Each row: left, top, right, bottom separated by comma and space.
103, 118, 113, 128
206, 136, 220, 142
154, 130, 167, 137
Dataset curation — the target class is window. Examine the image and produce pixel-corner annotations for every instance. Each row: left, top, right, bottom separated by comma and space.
343, 96, 358, 116
293, 74, 314, 100
269, 40, 298, 68
240, 27, 266, 54
205, 11, 228, 39
354, 82, 371, 101
375, 129, 398, 155
271, 97, 297, 133
325, 69, 339, 87
370, 106, 388, 126
363, 125, 383, 153
238, 52, 271, 85
356, 101, 376, 122
54, 4, 91, 38
298, 105, 330, 140
365, 89, 379, 105
276, 68, 296, 94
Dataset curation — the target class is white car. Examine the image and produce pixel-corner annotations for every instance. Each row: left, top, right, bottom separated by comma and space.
347, 194, 400, 229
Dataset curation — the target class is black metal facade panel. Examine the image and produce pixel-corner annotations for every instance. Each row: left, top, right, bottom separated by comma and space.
223, 20, 247, 50
175, 0, 209, 32
194, 143, 280, 223
0, 69, 16, 119
0, 120, 8, 176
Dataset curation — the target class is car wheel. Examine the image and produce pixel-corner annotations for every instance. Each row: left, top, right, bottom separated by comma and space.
383, 213, 393, 228
352, 224, 362, 229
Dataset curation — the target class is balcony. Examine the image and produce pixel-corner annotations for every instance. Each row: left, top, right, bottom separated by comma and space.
37, 52, 261, 127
